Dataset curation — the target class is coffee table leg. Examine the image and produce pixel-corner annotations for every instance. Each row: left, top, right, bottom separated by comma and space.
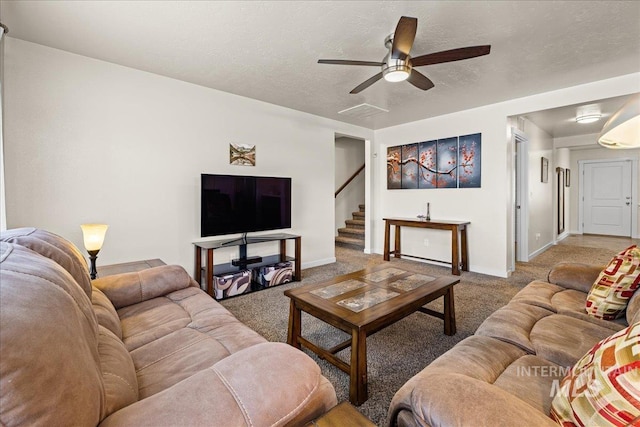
444, 286, 456, 336
287, 300, 302, 349
350, 328, 368, 406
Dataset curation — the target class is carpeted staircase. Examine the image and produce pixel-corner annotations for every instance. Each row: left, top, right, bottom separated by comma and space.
336, 204, 365, 248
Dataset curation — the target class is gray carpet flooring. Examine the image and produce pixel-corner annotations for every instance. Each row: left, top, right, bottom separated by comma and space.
220, 237, 634, 426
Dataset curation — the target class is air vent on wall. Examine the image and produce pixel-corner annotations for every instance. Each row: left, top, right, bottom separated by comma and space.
338, 103, 389, 118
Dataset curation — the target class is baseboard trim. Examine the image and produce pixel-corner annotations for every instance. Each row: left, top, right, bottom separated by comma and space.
529, 241, 554, 260
302, 257, 336, 269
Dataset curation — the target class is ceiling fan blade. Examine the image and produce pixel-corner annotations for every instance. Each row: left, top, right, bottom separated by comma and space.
318, 59, 384, 66
412, 45, 491, 67
350, 72, 383, 94
391, 16, 418, 59
407, 70, 435, 91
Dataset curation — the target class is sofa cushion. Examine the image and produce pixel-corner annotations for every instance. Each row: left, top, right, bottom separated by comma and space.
475, 302, 554, 353
122, 287, 266, 397
0, 242, 102, 426
92, 264, 197, 309
0, 227, 92, 298
387, 336, 559, 427
98, 325, 138, 419
98, 343, 337, 427
512, 281, 626, 331
493, 355, 565, 415
477, 303, 619, 367
92, 286, 123, 339
586, 245, 640, 320
550, 322, 640, 426
529, 315, 618, 367
547, 262, 604, 293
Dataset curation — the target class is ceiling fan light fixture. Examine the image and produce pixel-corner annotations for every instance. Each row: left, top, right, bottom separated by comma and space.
382, 56, 412, 83
575, 114, 601, 124
383, 66, 411, 82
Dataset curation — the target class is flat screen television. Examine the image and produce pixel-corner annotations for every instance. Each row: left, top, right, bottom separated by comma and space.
201, 174, 292, 238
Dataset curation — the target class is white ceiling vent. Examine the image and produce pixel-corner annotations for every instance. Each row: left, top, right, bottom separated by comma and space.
338, 103, 389, 118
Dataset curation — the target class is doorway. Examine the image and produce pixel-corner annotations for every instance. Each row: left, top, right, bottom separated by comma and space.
334, 136, 366, 250
580, 159, 635, 237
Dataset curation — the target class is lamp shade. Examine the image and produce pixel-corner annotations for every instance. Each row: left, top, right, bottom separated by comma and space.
80, 224, 108, 252
598, 93, 640, 149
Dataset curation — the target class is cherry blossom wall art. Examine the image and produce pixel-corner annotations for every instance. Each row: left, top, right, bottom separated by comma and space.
386, 133, 481, 189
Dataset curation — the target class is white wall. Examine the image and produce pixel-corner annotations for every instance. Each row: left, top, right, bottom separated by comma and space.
372, 73, 640, 277
521, 118, 554, 255
3, 38, 373, 273
374, 106, 512, 277
335, 137, 364, 234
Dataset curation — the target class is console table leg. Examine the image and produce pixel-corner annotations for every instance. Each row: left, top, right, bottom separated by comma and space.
383, 221, 391, 261
350, 328, 368, 406
461, 226, 469, 272
451, 227, 460, 276
394, 225, 401, 259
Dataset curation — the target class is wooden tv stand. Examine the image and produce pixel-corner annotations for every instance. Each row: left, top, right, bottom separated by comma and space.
193, 233, 301, 297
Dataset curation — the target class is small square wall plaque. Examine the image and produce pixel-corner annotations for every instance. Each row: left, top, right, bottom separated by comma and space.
230, 143, 256, 166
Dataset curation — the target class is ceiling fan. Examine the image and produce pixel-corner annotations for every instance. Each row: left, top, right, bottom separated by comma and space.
318, 16, 491, 94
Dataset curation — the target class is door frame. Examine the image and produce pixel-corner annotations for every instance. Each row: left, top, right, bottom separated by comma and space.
512, 128, 529, 266
578, 158, 639, 238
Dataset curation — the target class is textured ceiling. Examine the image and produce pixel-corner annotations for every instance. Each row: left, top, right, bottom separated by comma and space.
1, 1, 639, 130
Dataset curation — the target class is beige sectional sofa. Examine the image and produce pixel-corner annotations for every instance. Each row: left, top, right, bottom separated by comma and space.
0, 228, 337, 426
388, 261, 640, 427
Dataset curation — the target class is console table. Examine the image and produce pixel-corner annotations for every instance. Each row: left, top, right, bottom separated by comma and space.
383, 218, 469, 275
193, 233, 301, 297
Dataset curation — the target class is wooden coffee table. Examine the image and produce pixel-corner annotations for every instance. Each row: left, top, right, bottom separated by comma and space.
284, 264, 459, 405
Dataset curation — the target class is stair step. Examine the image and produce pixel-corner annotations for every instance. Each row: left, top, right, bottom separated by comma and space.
335, 235, 364, 248
352, 211, 365, 219
345, 219, 365, 229
359, 204, 365, 212
338, 227, 364, 237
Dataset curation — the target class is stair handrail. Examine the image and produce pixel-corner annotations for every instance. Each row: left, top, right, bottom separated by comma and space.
335, 164, 365, 198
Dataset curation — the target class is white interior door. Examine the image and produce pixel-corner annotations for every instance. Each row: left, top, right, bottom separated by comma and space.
583, 160, 632, 236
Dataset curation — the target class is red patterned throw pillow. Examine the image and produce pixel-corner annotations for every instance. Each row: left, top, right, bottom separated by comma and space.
550, 322, 640, 426
585, 245, 640, 320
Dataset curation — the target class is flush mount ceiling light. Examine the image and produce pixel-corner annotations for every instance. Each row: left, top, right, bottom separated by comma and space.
575, 114, 601, 124
598, 93, 640, 149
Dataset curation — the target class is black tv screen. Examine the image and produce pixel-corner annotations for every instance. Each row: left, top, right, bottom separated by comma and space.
201, 174, 292, 237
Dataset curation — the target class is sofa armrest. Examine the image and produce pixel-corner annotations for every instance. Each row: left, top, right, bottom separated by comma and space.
98, 342, 337, 427
547, 262, 603, 294
93, 265, 198, 309
388, 373, 558, 427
